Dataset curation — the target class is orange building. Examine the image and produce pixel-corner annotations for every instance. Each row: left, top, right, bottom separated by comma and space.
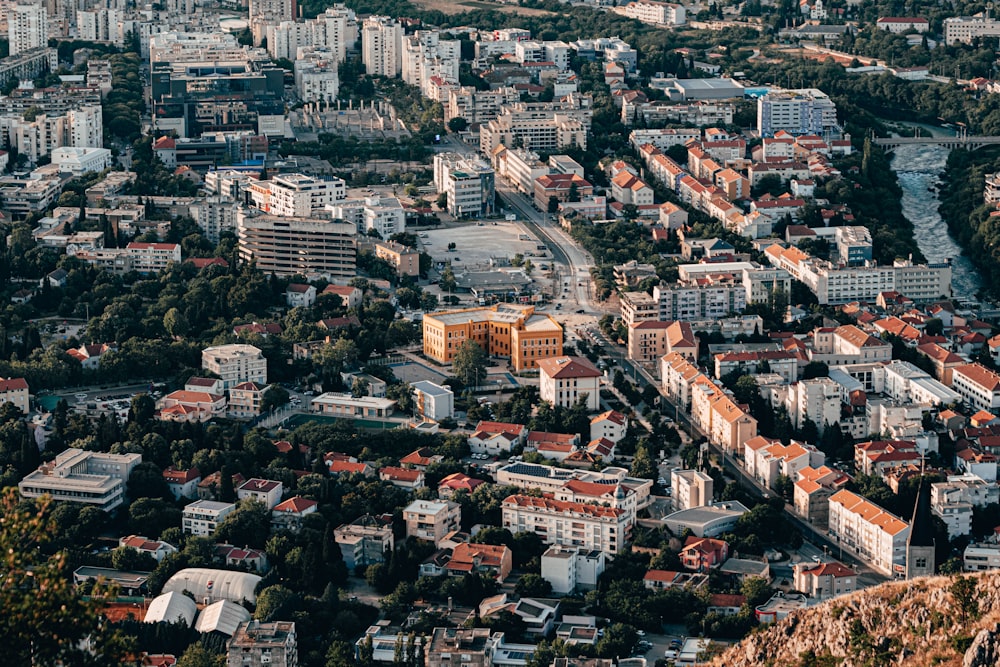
375, 240, 421, 278
422, 304, 562, 371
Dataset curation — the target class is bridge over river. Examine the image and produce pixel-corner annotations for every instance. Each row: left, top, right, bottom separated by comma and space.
873, 135, 1000, 151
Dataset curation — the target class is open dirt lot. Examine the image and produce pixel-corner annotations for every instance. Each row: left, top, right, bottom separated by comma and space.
420, 221, 551, 270
412, 0, 555, 15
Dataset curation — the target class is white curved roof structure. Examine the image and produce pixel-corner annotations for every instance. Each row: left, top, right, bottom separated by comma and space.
144, 591, 197, 626
162, 568, 261, 605
194, 599, 252, 636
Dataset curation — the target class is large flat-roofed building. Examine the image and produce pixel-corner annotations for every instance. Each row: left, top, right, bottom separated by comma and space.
662, 501, 750, 537
828, 489, 909, 576
18, 448, 141, 511
247, 173, 346, 217
422, 304, 562, 371
182, 499, 237, 535
202, 344, 267, 390
944, 16, 1000, 45
236, 208, 356, 278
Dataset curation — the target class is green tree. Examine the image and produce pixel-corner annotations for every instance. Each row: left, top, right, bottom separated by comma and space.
255, 584, 297, 622
261, 384, 290, 412
177, 643, 224, 667
214, 499, 271, 548
453, 340, 488, 387
514, 573, 552, 597
0, 489, 133, 666
950, 575, 979, 624
163, 307, 190, 338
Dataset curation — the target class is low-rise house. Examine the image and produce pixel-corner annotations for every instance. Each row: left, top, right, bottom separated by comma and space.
438, 472, 486, 498
215, 545, 269, 572
322, 284, 362, 308
157, 390, 226, 422
286, 283, 317, 308
642, 569, 709, 591
311, 393, 396, 418
469, 421, 528, 455
271, 496, 319, 534
400, 447, 443, 470
447, 542, 513, 581
590, 410, 628, 443
163, 466, 201, 500
197, 471, 244, 500
228, 381, 266, 419
119, 535, 178, 562
404, 499, 462, 545
412, 380, 455, 422
707, 593, 746, 616
792, 561, 857, 600
680, 536, 729, 571
67, 343, 116, 370
538, 356, 602, 411
236, 478, 283, 509
379, 466, 426, 491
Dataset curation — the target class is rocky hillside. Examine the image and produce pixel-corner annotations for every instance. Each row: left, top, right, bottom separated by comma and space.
709, 571, 1000, 667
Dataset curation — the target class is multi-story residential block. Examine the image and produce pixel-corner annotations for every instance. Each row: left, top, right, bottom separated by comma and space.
714, 350, 799, 384
267, 7, 353, 61
328, 195, 406, 237
745, 439, 825, 490
425, 628, 495, 667
661, 352, 703, 410
537, 355, 602, 411
932, 474, 1000, 538
182, 499, 236, 535
202, 344, 267, 390
432, 153, 496, 218
828, 489, 909, 576
792, 464, 849, 527
404, 499, 462, 545
18, 448, 141, 511
228, 381, 266, 419
690, 376, 758, 454
361, 16, 402, 76
226, 621, 297, 667
855, 440, 921, 477
479, 96, 592, 154
9, 4, 47, 56
446, 86, 520, 125
126, 242, 181, 273
541, 545, 606, 594
533, 173, 593, 210
236, 209, 357, 277
77, 8, 121, 43
671, 469, 714, 511
248, 173, 346, 217
622, 0, 686, 26
756, 88, 838, 137
294, 48, 340, 103
809, 325, 893, 366
627, 320, 698, 364
373, 240, 420, 278
787, 377, 841, 432
953, 363, 1000, 413
650, 283, 748, 323
834, 226, 873, 265
876, 361, 960, 406
335, 515, 394, 571
502, 494, 630, 555
422, 304, 562, 371
51, 147, 112, 175
402, 30, 460, 96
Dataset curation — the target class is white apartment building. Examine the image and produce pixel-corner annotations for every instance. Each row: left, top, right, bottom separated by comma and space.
479, 97, 593, 154
433, 153, 496, 219
952, 363, 1000, 413
18, 448, 141, 512
651, 283, 748, 321
944, 16, 1000, 45
236, 210, 357, 278
502, 494, 630, 555
402, 30, 460, 95
540, 545, 606, 594
757, 88, 838, 137
77, 8, 122, 44
201, 344, 268, 390
622, 1, 686, 26
788, 378, 841, 432
876, 361, 960, 407
828, 489, 909, 576
514, 40, 572, 70
537, 356, 602, 411
690, 377, 758, 455
492, 147, 550, 195
0, 104, 104, 164
182, 499, 237, 536
362, 16, 402, 77
328, 195, 405, 238
661, 352, 703, 411
190, 197, 240, 244
335, 516, 394, 571
267, 7, 351, 62
876, 17, 929, 34
671, 469, 714, 511
412, 380, 454, 422
237, 478, 283, 509
51, 146, 111, 175
403, 499, 461, 545
446, 86, 520, 125
9, 4, 47, 56
294, 48, 340, 103
248, 173, 346, 217
126, 242, 181, 273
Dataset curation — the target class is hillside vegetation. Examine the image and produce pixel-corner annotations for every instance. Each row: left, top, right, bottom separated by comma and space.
710, 571, 1000, 667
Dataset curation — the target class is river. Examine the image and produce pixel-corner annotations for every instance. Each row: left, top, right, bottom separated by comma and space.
889, 141, 982, 300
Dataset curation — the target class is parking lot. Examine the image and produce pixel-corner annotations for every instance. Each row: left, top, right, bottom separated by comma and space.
421, 221, 549, 270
